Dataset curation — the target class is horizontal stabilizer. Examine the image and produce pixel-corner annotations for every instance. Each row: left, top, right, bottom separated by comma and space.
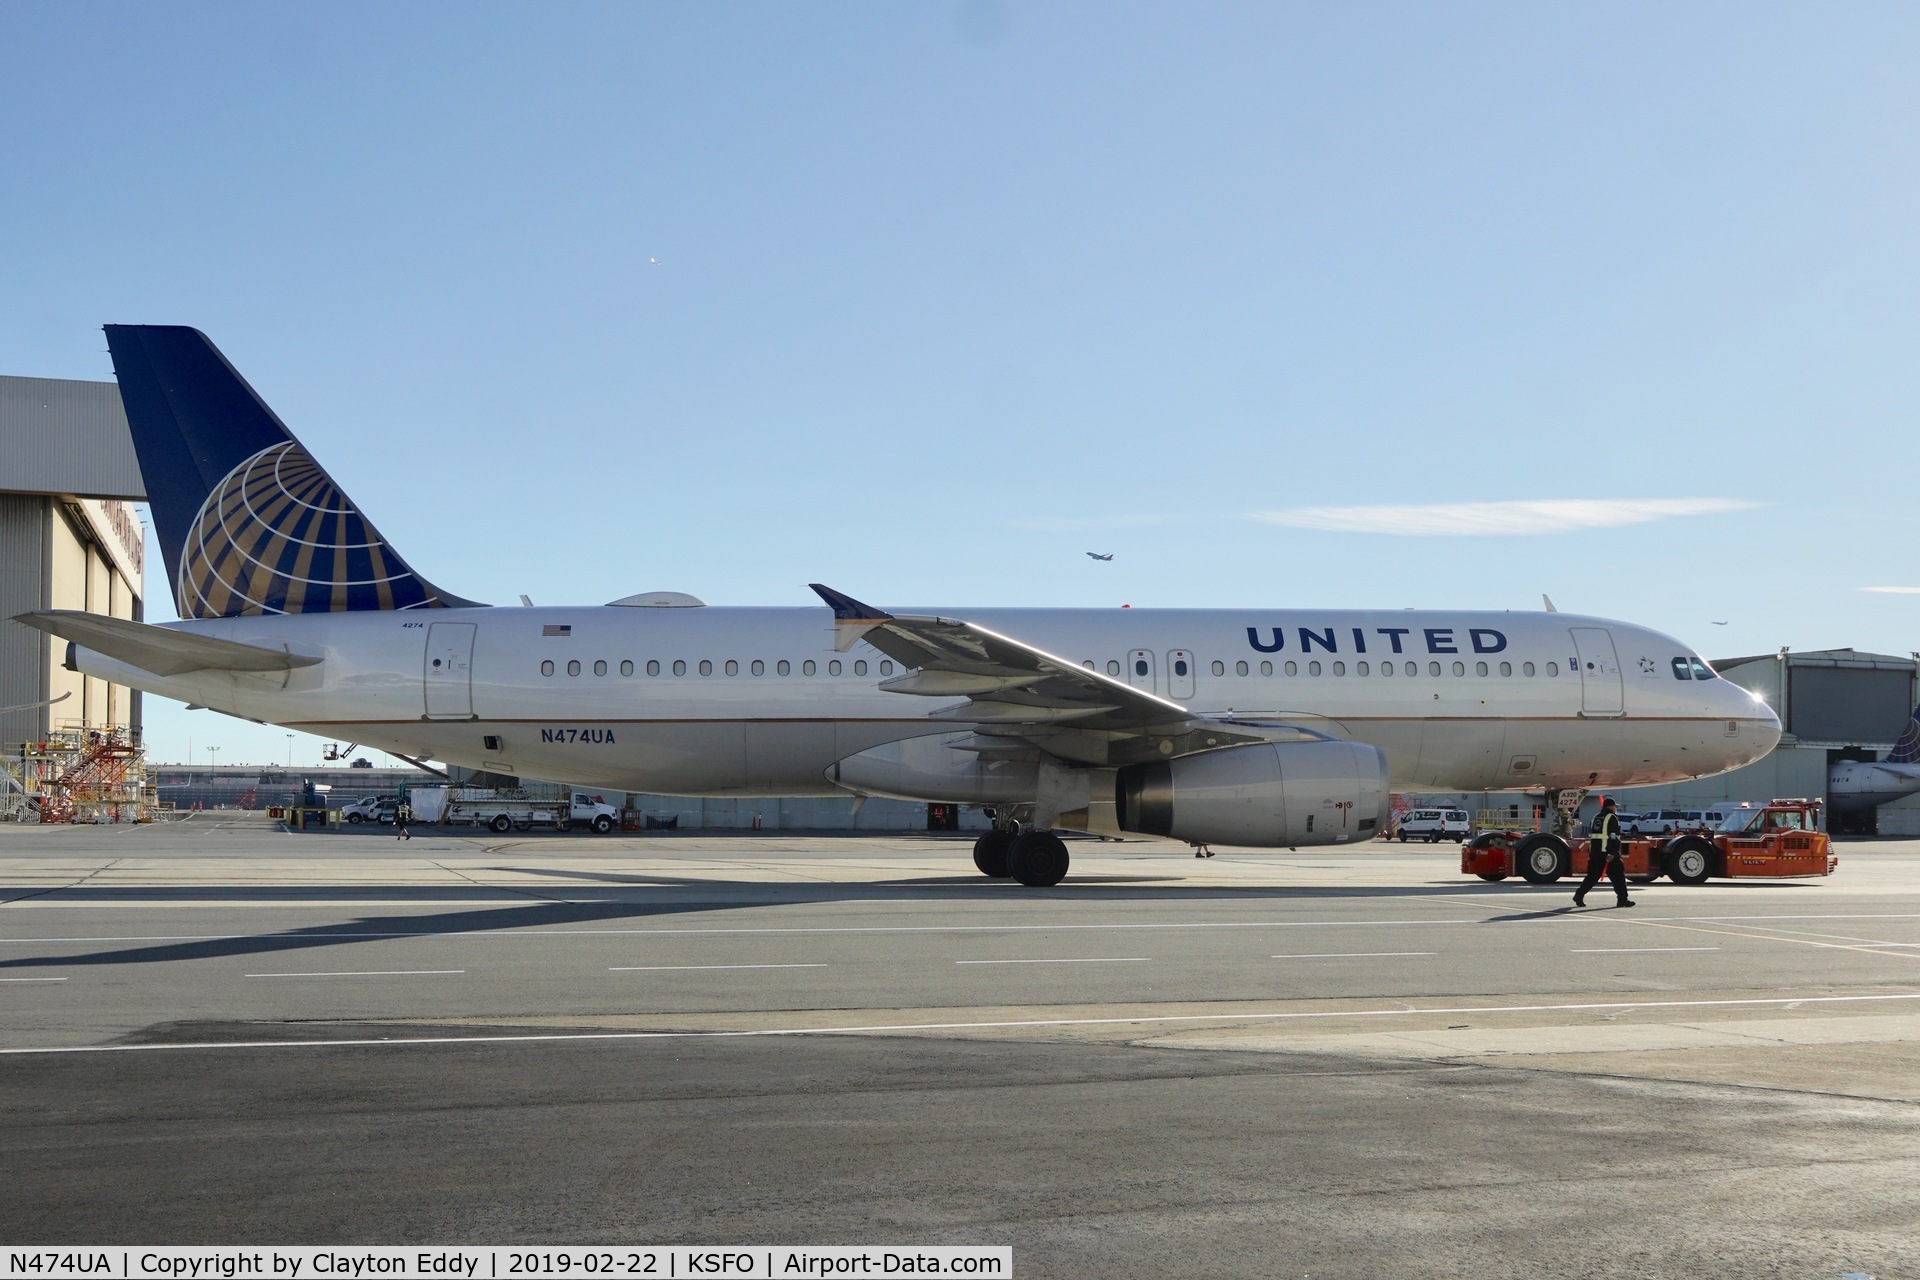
11, 611, 322, 677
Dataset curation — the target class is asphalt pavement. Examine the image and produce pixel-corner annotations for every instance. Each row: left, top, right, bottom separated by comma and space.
2, 816, 1916, 1278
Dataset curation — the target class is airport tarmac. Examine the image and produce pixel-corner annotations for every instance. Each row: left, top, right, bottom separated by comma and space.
3, 816, 1917, 1278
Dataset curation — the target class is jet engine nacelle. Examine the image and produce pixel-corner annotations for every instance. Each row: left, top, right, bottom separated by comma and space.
830, 734, 1039, 804
1115, 740, 1389, 847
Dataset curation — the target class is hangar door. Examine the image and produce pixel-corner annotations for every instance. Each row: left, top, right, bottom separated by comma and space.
1569, 627, 1624, 717
1789, 666, 1916, 742
423, 622, 476, 719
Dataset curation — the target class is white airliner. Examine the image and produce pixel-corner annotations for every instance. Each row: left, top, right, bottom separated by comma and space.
14, 327, 1781, 884
1828, 705, 1920, 813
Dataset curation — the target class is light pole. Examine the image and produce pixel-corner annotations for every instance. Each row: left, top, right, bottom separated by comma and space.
208, 746, 220, 770
286, 734, 294, 766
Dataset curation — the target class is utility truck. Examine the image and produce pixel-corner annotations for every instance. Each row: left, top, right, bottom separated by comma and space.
1462, 799, 1835, 886
437, 789, 621, 834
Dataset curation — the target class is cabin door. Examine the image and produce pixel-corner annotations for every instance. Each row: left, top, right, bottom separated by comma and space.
424, 622, 477, 719
1569, 627, 1624, 717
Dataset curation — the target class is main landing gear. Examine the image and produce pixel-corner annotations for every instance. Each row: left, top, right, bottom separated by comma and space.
972, 821, 1071, 887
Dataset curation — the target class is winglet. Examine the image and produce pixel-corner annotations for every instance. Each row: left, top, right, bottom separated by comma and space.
809, 584, 893, 652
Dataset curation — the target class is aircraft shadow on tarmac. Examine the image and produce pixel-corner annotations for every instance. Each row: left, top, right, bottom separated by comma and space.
0, 864, 1810, 972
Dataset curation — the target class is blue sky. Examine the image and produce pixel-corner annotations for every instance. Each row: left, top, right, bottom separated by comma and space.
3, 2, 1917, 767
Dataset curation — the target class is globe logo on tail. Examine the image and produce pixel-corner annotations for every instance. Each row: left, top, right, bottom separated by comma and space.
177, 441, 452, 618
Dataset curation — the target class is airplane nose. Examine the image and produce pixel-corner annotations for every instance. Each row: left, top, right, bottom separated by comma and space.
1744, 688, 1783, 755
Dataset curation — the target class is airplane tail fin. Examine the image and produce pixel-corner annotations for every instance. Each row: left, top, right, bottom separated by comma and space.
104, 326, 481, 618
1890, 701, 1920, 765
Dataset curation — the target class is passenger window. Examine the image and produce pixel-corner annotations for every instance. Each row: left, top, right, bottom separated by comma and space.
1672, 657, 1693, 680
567, 659, 581, 676
1499, 661, 1511, 676
1428, 661, 1441, 676
1083, 660, 1094, 670
854, 660, 868, 676
1690, 658, 1715, 681
1475, 661, 1487, 676
673, 659, 687, 676
1356, 661, 1369, 676
620, 660, 633, 676
540, 660, 554, 677
1236, 660, 1249, 676
777, 659, 791, 676
1212, 660, 1225, 676
803, 659, 816, 676
1546, 662, 1559, 676
880, 661, 893, 675
1308, 661, 1322, 676
1405, 661, 1417, 676
1134, 658, 1148, 677
594, 659, 607, 676
1174, 658, 1189, 677
1381, 661, 1393, 677
647, 660, 661, 676
1263, 661, 1276, 676
1523, 662, 1535, 676
1452, 661, 1465, 676
751, 660, 764, 676
724, 659, 737, 676
829, 659, 843, 676
1107, 660, 1121, 676
1332, 661, 1345, 676
699, 660, 713, 676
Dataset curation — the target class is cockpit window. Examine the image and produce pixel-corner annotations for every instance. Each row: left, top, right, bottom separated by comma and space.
1671, 657, 1693, 680
1690, 657, 1716, 681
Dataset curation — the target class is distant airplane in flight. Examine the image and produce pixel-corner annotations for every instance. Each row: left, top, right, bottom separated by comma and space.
1086, 552, 1113, 561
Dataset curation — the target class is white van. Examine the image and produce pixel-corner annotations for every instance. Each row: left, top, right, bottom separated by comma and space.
1628, 808, 1726, 837
1397, 808, 1471, 842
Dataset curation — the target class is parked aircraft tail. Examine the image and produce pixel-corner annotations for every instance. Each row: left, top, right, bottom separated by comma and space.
104, 325, 480, 618
1890, 700, 1920, 765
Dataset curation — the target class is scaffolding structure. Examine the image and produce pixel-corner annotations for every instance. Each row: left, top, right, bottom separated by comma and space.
8, 725, 154, 823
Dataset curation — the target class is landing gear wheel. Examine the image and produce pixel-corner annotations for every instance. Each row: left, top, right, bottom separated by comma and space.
1515, 834, 1570, 884
972, 827, 1016, 878
1007, 829, 1070, 887
1666, 839, 1713, 886
591, 814, 614, 834
488, 814, 512, 833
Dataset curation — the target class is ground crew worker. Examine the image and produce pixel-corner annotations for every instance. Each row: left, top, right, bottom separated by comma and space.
1574, 796, 1632, 908
394, 796, 413, 841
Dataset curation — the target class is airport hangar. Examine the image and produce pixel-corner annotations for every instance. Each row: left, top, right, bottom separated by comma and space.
4, 369, 1917, 834
0, 374, 146, 752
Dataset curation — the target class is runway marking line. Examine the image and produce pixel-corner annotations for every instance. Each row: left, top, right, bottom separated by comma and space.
7, 991, 1920, 1056
955, 957, 1149, 965
1569, 947, 1719, 954
608, 963, 827, 971
1270, 952, 1436, 959
244, 970, 466, 978
0, 976, 66, 982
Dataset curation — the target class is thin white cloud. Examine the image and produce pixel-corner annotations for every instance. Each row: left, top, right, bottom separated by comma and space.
1862, 586, 1920, 594
1251, 497, 1762, 537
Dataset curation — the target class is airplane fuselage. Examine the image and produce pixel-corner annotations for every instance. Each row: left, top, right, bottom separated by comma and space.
77, 604, 1780, 798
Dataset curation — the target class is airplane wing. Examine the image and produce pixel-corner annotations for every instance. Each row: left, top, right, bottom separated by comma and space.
10, 611, 323, 677
809, 585, 1326, 766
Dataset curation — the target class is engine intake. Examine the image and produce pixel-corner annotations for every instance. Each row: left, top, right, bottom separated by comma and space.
1115, 740, 1388, 847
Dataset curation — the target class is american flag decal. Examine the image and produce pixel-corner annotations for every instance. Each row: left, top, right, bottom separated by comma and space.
542, 624, 572, 637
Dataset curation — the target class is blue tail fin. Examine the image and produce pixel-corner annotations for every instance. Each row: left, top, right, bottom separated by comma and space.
1890, 702, 1920, 765
104, 326, 481, 618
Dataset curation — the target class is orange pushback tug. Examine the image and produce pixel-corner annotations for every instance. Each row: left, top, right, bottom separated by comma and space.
1460, 799, 1837, 886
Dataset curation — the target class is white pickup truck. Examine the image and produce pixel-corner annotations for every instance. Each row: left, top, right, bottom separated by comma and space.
443, 791, 622, 834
